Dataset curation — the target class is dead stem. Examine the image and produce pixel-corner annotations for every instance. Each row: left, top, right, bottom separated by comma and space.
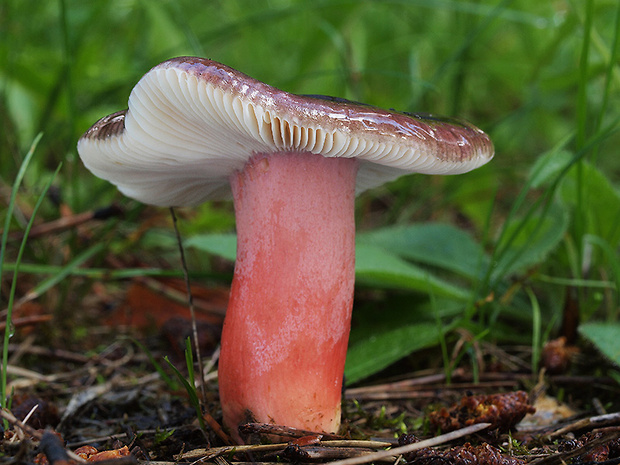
529, 428, 620, 465
169, 207, 232, 446
179, 438, 394, 462
132, 276, 226, 318
0, 409, 87, 463
4, 204, 122, 241
545, 412, 620, 440
179, 442, 294, 461
327, 423, 491, 465
344, 368, 525, 401
239, 422, 345, 440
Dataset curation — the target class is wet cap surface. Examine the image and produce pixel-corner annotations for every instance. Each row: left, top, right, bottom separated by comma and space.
78, 57, 494, 206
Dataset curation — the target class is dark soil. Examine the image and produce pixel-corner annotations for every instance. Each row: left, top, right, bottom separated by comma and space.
2, 278, 620, 465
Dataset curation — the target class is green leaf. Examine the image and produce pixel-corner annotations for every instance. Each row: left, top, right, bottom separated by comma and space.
14, 244, 105, 304
579, 322, 620, 366
185, 233, 237, 262
492, 202, 569, 280
164, 354, 207, 432
355, 243, 470, 300
357, 223, 487, 279
345, 322, 443, 385
560, 162, 620, 247
186, 233, 472, 300
187, 233, 469, 383
528, 148, 573, 189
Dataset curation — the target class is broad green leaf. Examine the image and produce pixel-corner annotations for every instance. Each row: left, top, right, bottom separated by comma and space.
349, 295, 465, 346
355, 243, 470, 300
492, 202, 569, 280
345, 322, 442, 385
186, 234, 471, 300
185, 233, 237, 262
560, 162, 620, 247
357, 223, 487, 280
584, 234, 620, 305
528, 148, 573, 189
579, 322, 620, 366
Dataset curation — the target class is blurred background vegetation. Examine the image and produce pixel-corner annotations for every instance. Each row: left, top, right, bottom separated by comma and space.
1, 0, 619, 385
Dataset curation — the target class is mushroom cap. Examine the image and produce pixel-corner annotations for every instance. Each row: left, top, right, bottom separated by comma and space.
78, 57, 494, 207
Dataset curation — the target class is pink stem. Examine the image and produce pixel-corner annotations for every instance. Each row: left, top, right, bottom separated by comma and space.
219, 151, 358, 442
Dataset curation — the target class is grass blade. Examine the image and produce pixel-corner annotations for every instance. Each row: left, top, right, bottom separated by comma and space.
12, 243, 104, 308
0, 133, 43, 285
2, 160, 60, 410
164, 351, 207, 433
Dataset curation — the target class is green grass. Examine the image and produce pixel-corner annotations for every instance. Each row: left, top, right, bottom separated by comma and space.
0, 133, 43, 412
1, 0, 620, 384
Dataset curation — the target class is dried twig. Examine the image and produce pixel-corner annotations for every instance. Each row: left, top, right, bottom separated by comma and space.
132, 276, 227, 318
345, 385, 519, 401
546, 412, 620, 440
0, 315, 53, 331
4, 205, 122, 241
284, 445, 394, 462
344, 370, 526, 401
180, 423, 490, 464
153, 463, 285, 465
530, 428, 620, 465
345, 372, 450, 396
213, 456, 232, 465
178, 439, 393, 461
239, 422, 345, 440
179, 442, 291, 461
326, 423, 491, 465
0, 406, 43, 440
0, 409, 86, 463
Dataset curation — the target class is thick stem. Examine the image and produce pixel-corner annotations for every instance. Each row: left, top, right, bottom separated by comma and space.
219, 152, 358, 442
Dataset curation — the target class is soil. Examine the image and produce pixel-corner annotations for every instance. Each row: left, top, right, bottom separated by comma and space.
2, 277, 620, 465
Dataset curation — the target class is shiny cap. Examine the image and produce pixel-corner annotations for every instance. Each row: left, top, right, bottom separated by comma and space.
78, 57, 494, 206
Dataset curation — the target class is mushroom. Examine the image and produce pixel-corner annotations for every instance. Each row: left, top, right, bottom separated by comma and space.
77, 56, 494, 442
